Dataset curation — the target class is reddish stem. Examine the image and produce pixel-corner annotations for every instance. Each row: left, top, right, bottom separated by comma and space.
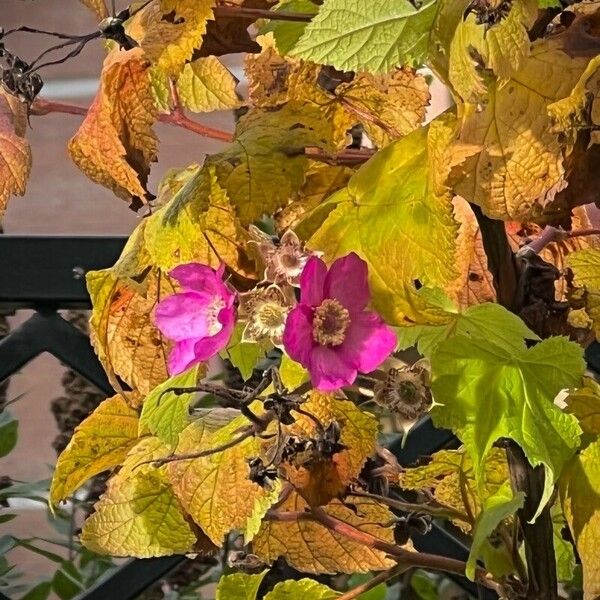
30, 98, 234, 142
214, 5, 313, 22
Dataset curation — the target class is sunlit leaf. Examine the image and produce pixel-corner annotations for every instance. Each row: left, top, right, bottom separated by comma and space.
168, 413, 280, 545
568, 248, 600, 341
432, 335, 584, 518
50, 395, 138, 504
565, 377, 600, 446
0, 89, 31, 216
289, 0, 438, 73
216, 571, 268, 600
69, 48, 157, 209
560, 439, 600, 598
264, 579, 339, 599
261, 0, 318, 55
253, 492, 395, 573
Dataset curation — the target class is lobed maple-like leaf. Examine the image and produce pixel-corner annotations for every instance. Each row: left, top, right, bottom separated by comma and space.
560, 439, 600, 598
168, 413, 280, 545
261, 0, 317, 55
568, 248, 600, 341
50, 394, 139, 505
0, 90, 32, 216
289, 0, 438, 73
431, 335, 584, 517
69, 49, 157, 209
253, 492, 395, 574
565, 377, 600, 446
309, 114, 479, 325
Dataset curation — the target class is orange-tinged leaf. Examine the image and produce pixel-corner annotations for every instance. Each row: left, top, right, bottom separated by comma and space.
50, 395, 139, 505
69, 48, 157, 208
0, 90, 31, 216
79, 0, 108, 19
273, 392, 378, 505
449, 197, 496, 308
253, 492, 395, 574
87, 267, 172, 399
168, 414, 280, 545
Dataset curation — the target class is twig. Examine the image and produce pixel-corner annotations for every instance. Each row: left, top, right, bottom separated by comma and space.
516, 226, 569, 257
568, 228, 600, 238
288, 146, 375, 166
337, 564, 406, 600
30, 98, 234, 142
351, 490, 468, 522
146, 428, 255, 467
213, 5, 313, 22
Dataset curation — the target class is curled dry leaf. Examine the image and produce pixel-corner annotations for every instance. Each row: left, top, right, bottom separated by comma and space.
0, 89, 31, 216
69, 48, 157, 210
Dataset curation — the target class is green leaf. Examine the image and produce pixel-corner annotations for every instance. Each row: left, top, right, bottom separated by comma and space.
410, 570, 438, 600
466, 483, 524, 580
310, 114, 478, 325
215, 571, 268, 600
139, 364, 202, 446
0, 514, 16, 524
21, 581, 52, 600
52, 562, 84, 600
346, 574, 387, 600
553, 504, 576, 583
264, 579, 339, 600
289, 0, 438, 73
279, 355, 309, 391
396, 301, 539, 356
221, 324, 268, 381
0, 411, 18, 458
261, 0, 318, 55
431, 335, 584, 519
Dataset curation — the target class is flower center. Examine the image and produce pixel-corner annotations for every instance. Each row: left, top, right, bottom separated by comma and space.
207, 297, 226, 336
256, 301, 287, 331
312, 299, 350, 346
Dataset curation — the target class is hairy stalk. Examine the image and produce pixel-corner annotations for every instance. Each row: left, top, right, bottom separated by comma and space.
30, 98, 234, 142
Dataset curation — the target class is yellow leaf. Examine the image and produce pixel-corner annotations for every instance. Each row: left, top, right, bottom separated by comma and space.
449, 0, 537, 102
253, 492, 395, 574
400, 447, 509, 533
448, 197, 496, 308
50, 395, 138, 505
87, 266, 172, 399
309, 114, 479, 325
211, 103, 336, 225
454, 32, 592, 221
245, 44, 429, 148
69, 48, 157, 208
78, 0, 108, 19
168, 415, 280, 545
273, 392, 378, 505
560, 439, 600, 598
128, 0, 215, 76
81, 468, 196, 557
568, 248, 600, 340
565, 377, 600, 442
144, 165, 255, 278
176, 57, 240, 112
0, 90, 31, 216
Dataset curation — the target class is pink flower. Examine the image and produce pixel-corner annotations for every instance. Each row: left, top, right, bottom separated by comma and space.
154, 263, 236, 375
282, 253, 397, 391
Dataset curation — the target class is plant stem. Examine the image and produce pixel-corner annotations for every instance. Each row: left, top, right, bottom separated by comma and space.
337, 564, 406, 600
213, 5, 313, 22
30, 98, 234, 142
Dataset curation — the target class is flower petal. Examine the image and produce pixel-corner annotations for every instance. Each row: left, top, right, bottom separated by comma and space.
154, 292, 213, 341
340, 311, 397, 373
324, 252, 369, 312
282, 304, 315, 366
192, 307, 236, 361
169, 263, 224, 295
300, 256, 327, 306
168, 339, 200, 375
308, 345, 357, 391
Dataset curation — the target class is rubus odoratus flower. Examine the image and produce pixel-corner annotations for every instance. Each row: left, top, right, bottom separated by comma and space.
154, 263, 236, 374
282, 252, 397, 391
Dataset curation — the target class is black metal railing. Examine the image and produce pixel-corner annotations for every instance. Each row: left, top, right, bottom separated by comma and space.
8, 235, 598, 599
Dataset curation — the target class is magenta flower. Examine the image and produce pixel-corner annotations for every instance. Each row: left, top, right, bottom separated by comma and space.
282, 253, 397, 391
154, 263, 236, 375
